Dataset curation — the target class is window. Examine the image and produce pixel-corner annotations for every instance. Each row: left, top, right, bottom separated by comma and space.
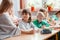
25, 0, 43, 9
0, 0, 2, 5
46, 0, 60, 11
12, 0, 20, 16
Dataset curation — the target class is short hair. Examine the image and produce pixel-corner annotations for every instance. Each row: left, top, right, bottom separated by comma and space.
39, 8, 49, 18
39, 8, 47, 12
0, 0, 13, 14
55, 11, 60, 15
37, 11, 45, 17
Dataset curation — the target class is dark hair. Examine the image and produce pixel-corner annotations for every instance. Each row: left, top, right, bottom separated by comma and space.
22, 9, 31, 23
0, 0, 13, 14
39, 9, 46, 12
55, 11, 60, 15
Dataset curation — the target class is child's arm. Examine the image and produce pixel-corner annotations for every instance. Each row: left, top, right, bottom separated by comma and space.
21, 28, 34, 34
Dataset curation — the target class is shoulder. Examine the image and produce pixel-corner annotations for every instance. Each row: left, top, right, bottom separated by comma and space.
42, 20, 49, 24
3, 12, 10, 17
42, 20, 47, 23
33, 19, 38, 23
52, 15, 56, 16
52, 15, 57, 18
0, 12, 10, 19
19, 20, 23, 23
19, 20, 25, 25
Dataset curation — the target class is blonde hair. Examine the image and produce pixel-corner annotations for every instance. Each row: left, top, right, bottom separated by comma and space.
37, 11, 45, 17
0, 0, 13, 14
39, 8, 49, 19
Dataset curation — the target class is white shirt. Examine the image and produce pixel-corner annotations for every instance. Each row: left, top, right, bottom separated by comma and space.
19, 20, 34, 31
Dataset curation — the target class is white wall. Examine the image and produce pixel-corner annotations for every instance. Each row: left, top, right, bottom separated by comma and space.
0, 0, 2, 5
13, 0, 20, 17
25, 0, 43, 9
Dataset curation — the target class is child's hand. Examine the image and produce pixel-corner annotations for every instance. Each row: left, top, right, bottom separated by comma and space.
21, 28, 34, 34
42, 25, 46, 29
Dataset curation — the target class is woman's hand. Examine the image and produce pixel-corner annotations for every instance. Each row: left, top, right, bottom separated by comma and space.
13, 19, 19, 26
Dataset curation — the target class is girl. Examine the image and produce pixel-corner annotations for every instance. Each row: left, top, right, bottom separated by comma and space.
0, 0, 20, 39
19, 9, 34, 34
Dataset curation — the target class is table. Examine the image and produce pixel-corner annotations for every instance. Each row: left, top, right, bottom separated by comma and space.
5, 30, 59, 40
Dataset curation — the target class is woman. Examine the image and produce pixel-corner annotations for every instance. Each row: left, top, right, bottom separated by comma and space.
8, 6, 19, 26
19, 9, 35, 34
0, 0, 20, 40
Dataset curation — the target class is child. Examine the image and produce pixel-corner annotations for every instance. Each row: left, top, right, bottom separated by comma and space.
32, 11, 50, 28
19, 9, 34, 34
39, 8, 55, 26
52, 11, 60, 21
51, 11, 60, 40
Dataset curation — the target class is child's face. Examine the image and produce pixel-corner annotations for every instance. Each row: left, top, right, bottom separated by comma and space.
22, 13, 29, 21
57, 13, 60, 18
8, 6, 13, 15
37, 13, 44, 22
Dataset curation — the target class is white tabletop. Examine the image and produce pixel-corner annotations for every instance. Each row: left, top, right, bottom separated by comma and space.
5, 30, 59, 40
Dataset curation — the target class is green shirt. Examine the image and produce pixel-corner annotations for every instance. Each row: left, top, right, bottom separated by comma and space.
33, 20, 50, 28
52, 15, 59, 21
